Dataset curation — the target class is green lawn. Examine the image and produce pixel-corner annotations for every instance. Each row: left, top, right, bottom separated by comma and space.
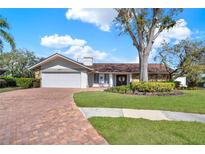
0, 87, 22, 93
74, 90, 205, 114
89, 117, 205, 144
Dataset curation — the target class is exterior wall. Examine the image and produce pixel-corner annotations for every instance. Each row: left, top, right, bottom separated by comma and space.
34, 67, 41, 79
41, 58, 85, 73
81, 71, 88, 88
109, 73, 113, 87
36, 58, 89, 88
174, 77, 187, 87
90, 73, 131, 87
88, 73, 94, 87
127, 74, 130, 84
113, 74, 116, 86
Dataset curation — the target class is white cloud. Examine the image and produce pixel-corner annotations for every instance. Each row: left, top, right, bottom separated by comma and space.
41, 34, 87, 48
65, 45, 107, 61
150, 19, 191, 63
41, 34, 108, 61
66, 8, 117, 32
153, 19, 191, 48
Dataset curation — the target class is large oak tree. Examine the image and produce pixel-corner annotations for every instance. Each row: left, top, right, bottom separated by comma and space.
115, 8, 182, 81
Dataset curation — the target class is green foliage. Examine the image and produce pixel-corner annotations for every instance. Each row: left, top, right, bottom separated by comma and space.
74, 90, 205, 114
174, 81, 181, 88
131, 81, 175, 92
15, 78, 34, 88
89, 117, 205, 144
0, 76, 39, 88
0, 76, 16, 87
114, 9, 182, 81
0, 49, 40, 77
32, 79, 40, 88
105, 85, 130, 94
0, 16, 16, 53
0, 79, 7, 88
105, 82, 175, 94
156, 39, 205, 86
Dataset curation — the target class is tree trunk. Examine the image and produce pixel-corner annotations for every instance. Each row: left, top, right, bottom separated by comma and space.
139, 53, 149, 82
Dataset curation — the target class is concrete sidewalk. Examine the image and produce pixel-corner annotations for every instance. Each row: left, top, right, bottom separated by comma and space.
80, 107, 205, 123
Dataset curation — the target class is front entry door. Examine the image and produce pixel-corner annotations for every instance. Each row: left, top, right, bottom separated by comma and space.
116, 75, 127, 86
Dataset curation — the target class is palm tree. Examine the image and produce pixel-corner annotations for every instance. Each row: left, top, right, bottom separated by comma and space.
0, 16, 16, 54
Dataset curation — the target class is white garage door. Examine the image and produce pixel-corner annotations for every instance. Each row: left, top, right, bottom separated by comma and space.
42, 72, 81, 88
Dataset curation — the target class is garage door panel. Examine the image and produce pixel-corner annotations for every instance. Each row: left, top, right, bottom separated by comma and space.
42, 72, 81, 88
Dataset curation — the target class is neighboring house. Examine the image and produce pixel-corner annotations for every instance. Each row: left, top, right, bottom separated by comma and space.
174, 77, 187, 87
30, 53, 170, 88
0, 68, 6, 76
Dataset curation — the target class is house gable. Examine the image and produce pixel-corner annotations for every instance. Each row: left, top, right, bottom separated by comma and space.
41, 58, 87, 73
30, 53, 93, 71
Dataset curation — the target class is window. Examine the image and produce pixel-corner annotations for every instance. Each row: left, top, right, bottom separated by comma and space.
94, 74, 99, 83
104, 74, 109, 84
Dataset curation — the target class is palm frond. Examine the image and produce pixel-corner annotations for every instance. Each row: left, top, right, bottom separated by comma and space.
0, 29, 16, 50
0, 39, 3, 54
0, 17, 10, 29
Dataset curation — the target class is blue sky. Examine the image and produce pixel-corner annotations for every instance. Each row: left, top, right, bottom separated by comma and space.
0, 8, 205, 63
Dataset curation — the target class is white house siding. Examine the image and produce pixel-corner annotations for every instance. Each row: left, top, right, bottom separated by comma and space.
81, 71, 88, 88
40, 58, 88, 88
109, 73, 113, 87
88, 73, 94, 87
41, 58, 85, 73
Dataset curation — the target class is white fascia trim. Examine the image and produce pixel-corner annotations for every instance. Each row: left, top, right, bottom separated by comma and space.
29, 53, 93, 71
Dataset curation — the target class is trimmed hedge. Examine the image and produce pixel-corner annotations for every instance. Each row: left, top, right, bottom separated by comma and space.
106, 85, 130, 93
105, 81, 176, 94
15, 78, 34, 88
131, 81, 175, 93
0, 76, 16, 87
0, 79, 7, 88
0, 76, 40, 88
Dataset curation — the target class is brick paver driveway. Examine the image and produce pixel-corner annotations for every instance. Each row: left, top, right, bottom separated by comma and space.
0, 88, 107, 144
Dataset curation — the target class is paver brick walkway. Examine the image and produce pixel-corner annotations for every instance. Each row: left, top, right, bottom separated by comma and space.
0, 88, 107, 144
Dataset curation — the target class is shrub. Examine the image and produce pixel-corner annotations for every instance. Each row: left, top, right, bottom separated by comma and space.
33, 79, 40, 88
0, 76, 16, 87
105, 85, 130, 94
118, 85, 130, 93
16, 78, 34, 88
173, 81, 181, 89
131, 81, 175, 93
105, 82, 176, 94
0, 79, 7, 88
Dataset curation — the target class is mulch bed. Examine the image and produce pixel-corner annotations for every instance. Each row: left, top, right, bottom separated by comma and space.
132, 90, 184, 96
106, 90, 184, 96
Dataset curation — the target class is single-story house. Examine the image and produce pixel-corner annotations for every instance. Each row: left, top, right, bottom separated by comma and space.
30, 53, 170, 88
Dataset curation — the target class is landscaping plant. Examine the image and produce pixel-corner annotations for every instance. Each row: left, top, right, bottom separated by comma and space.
105, 81, 176, 94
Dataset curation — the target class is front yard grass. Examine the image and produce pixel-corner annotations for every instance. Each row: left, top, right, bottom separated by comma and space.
89, 117, 205, 144
74, 90, 205, 114
0, 87, 22, 93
